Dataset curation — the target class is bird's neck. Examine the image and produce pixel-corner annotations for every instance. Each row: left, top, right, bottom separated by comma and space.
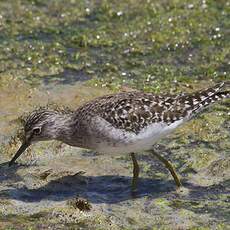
54, 111, 91, 148
50, 113, 75, 143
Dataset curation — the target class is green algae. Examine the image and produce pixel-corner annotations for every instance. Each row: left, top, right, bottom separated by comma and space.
0, 0, 229, 229
0, 0, 229, 89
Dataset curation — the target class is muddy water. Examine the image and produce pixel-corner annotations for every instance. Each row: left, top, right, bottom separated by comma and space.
0, 0, 230, 228
0, 77, 229, 229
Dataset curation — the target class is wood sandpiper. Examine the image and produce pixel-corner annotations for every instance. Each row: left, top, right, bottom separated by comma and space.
9, 82, 229, 191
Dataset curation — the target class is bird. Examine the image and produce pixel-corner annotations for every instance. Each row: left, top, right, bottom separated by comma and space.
9, 81, 229, 191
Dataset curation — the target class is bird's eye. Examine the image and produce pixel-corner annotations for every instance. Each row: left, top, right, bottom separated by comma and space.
33, 127, 41, 135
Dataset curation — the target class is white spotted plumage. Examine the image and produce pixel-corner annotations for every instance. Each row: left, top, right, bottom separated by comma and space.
22, 81, 229, 154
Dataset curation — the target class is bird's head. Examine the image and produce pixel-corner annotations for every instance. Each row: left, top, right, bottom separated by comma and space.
9, 109, 71, 166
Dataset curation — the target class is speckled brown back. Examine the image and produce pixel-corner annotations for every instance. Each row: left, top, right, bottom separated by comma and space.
74, 82, 229, 134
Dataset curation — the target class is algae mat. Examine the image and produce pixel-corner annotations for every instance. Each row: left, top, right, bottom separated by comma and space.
0, 0, 230, 229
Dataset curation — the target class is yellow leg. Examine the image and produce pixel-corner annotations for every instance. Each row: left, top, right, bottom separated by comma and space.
150, 149, 182, 187
130, 153, 140, 191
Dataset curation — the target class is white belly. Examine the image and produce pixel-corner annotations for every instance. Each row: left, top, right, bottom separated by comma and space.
88, 116, 184, 155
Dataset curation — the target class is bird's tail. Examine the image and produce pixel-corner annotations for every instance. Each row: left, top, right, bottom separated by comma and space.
178, 81, 229, 119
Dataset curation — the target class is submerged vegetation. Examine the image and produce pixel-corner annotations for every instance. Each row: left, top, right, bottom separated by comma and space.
0, 0, 229, 90
0, 0, 229, 229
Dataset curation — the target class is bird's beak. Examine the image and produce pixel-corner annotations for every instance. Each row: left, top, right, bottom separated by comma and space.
9, 141, 31, 166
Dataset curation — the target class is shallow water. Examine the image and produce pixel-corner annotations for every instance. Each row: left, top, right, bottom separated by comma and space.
0, 0, 230, 229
